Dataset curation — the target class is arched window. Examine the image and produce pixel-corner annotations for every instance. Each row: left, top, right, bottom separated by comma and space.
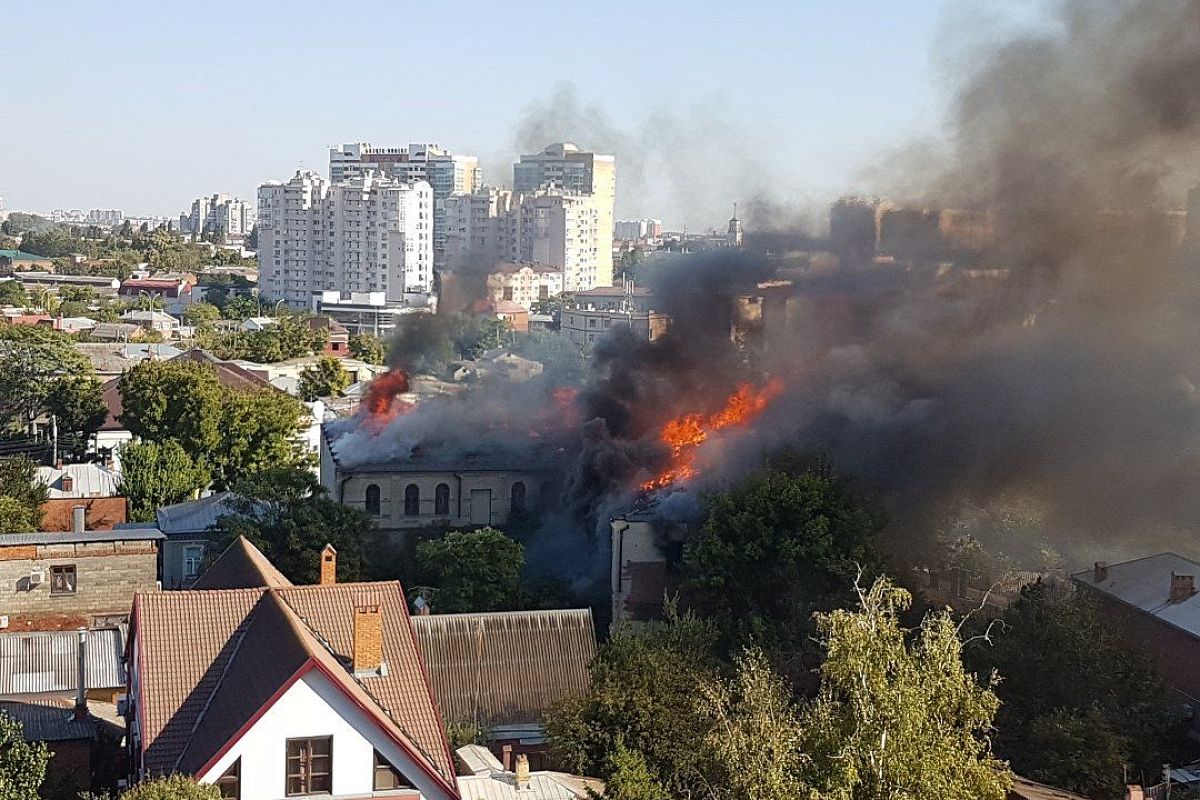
435, 483, 450, 516
510, 481, 527, 515
364, 484, 381, 516
404, 484, 420, 516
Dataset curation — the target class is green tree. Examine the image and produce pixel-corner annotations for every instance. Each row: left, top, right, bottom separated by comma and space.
967, 579, 1179, 797
118, 774, 221, 800
57, 285, 96, 304
182, 302, 221, 327
453, 316, 511, 359
220, 295, 259, 320
0, 456, 49, 532
298, 356, 351, 400
0, 281, 26, 307
211, 389, 307, 489
0, 710, 50, 800
119, 440, 210, 522
118, 360, 224, 461
797, 577, 1011, 800
349, 333, 386, 365
416, 528, 525, 613
45, 375, 107, 447
546, 610, 721, 793
684, 463, 884, 668
0, 327, 93, 429
209, 466, 366, 584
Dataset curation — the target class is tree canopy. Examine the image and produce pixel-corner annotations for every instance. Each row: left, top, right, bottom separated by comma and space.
298, 356, 351, 401
349, 333, 386, 365
0, 456, 47, 533
209, 466, 366, 584
0, 711, 50, 800
415, 528, 525, 613
119, 440, 210, 522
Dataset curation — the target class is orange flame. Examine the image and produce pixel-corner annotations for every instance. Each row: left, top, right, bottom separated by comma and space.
361, 368, 412, 431
642, 378, 784, 490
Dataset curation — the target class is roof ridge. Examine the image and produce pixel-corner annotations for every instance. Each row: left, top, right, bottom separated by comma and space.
277, 579, 404, 592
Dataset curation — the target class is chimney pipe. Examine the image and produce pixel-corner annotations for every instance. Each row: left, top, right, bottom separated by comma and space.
72, 506, 86, 534
1094, 561, 1109, 582
1170, 572, 1195, 603
514, 754, 530, 790
352, 600, 382, 674
74, 629, 88, 721
319, 544, 337, 585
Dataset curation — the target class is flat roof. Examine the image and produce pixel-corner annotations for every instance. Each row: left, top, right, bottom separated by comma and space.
0, 528, 163, 547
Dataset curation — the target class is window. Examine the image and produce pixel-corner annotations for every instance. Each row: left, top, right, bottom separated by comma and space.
216, 758, 240, 800
434, 483, 450, 516
511, 482, 527, 515
373, 750, 413, 791
365, 484, 381, 516
50, 565, 76, 595
183, 546, 204, 579
404, 484, 420, 516
286, 737, 332, 796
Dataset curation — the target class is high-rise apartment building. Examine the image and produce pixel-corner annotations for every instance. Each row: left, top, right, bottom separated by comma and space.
444, 188, 604, 293
513, 143, 615, 287
257, 171, 433, 308
179, 193, 256, 242
329, 143, 479, 267
615, 219, 663, 240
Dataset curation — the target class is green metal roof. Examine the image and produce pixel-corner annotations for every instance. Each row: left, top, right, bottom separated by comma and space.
0, 250, 48, 261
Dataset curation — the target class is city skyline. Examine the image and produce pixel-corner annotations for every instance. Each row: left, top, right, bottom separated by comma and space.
0, 0, 1050, 229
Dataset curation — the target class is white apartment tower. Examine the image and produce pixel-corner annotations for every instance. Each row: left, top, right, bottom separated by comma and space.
180, 193, 256, 242
444, 188, 604, 293
513, 142, 615, 287
257, 171, 433, 308
329, 143, 479, 267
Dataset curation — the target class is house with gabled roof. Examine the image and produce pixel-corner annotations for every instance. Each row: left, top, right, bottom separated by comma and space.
126, 538, 459, 800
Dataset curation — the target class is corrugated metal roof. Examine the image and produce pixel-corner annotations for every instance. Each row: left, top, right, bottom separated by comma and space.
1071, 553, 1200, 639
1009, 777, 1090, 800
0, 528, 163, 546
155, 492, 240, 535
0, 699, 97, 742
456, 771, 601, 800
0, 628, 126, 695
36, 463, 121, 499
412, 609, 596, 727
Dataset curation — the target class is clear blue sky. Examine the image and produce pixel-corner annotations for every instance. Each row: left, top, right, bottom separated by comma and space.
0, 0, 1044, 228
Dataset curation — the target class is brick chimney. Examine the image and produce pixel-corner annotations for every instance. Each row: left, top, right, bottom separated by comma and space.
514, 754, 530, 790
352, 600, 383, 674
1125, 787, 1145, 800
319, 544, 337, 585
71, 506, 86, 534
1094, 561, 1109, 582
1170, 572, 1195, 603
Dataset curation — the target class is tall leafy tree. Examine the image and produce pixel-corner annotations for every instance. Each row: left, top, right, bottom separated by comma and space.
118, 774, 220, 800
796, 577, 1011, 800
211, 389, 306, 489
45, 375, 107, 453
0, 326, 93, 430
0, 282, 27, 307
415, 528, 525, 613
119, 440, 210, 522
0, 456, 48, 533
297, 356, 351, 401
0, 711, 50, 800
118, 360, 224, 461
966, 579, 1180, 798
348, 333, 386, 365
209, 466, 366, 584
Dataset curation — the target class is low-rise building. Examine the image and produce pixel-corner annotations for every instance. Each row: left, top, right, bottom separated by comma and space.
118, 310, 179, 337
0, 250, 54, 272
560, 285, 668, 346
320, 432, 545, 540
455, 745, 601, 800
485, 262, 563, 310
1072, 553, 1200, 704
0, 627, 126, 703
12, 272, 120, 294
126, 537, 459, 800
311, 291, 434, 336
137, 491, 242, 589
413, 610, 595, 769
35, 463, 127, 531
471, 299, 529, 332
0, 527, 162, 631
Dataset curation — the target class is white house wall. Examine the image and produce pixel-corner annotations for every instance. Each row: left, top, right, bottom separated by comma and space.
198, 669, 452, 800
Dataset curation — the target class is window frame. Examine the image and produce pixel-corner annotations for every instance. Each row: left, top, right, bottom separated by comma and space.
285, 736, 333, 796
434, 483, 450, 516
50, 564, 77, 596
364, 483, 382, 516
216, 757, 240, 800
372, 750, 413, 792
183, 545, 204, 579
403, 484, 420, 516
510, 481, 527, 515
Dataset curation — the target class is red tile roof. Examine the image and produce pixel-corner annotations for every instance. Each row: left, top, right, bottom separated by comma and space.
132, 538, 456, 793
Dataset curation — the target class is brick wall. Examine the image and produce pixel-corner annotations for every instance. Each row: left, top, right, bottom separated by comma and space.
0, 542, 158, 632
1078, 582, 1200, 700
